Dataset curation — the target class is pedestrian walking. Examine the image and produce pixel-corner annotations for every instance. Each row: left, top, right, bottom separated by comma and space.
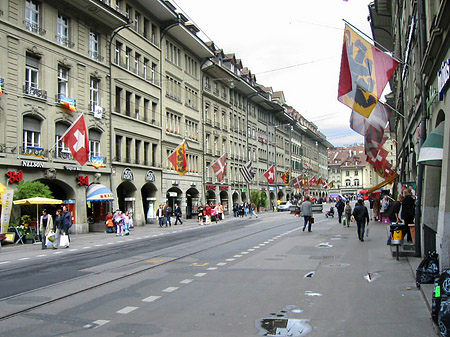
239, 203, 244, 217
249, 202, 258, 219
401, 189, 415, 242
39, 209, 53, 250
218, 202, 224, 220
62, 205, 72, 246
156, 204, 166, 227
233, 203, 238, 217
174, 203, 183, 225
114, 211, 125, 236
197, 204, 204, 225
300, 196, 313, 232
344, 200, 352, 227
165, 204, 172, 227
352, 199, 369, 241
387, 194, 403, 223
123, 211, 131, 235
335, 197, 345, 224
205, 204, 212, 224
105, 211, 114, 233
243, 201, 249, 217
373, 198, 380, 221
53, 208, 64, 249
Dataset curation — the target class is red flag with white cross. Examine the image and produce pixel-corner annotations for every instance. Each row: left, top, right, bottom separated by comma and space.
60, 114, 90, 166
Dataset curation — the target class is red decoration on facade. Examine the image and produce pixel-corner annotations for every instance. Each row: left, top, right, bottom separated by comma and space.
6, 170, 23, 183
206, 185, 216, 190
77, 175, 89, 186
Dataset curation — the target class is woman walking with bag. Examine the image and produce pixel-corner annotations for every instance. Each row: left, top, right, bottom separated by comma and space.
39, 209, 54, 250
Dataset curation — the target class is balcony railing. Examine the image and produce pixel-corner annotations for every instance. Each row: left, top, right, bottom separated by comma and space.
54, 150, 73, 160
56, 35, 74, 48
23, 85, 47, 99
24, 20, 46, 35
89, 51, 104, 61
21, 146, 48, 158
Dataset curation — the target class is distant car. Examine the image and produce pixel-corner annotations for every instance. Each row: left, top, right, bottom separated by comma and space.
277, 201, 292, 212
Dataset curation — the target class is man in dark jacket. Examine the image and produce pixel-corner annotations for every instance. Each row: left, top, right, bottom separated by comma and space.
352, 199, 370, 242
335, 197, 345, 224
174, 203, 183, 225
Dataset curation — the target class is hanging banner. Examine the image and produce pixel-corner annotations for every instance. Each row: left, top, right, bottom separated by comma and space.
1, 190, 14, 233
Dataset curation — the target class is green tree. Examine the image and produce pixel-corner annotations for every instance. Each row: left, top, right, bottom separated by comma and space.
14, 180, 53, 200
259, 191, 268, 209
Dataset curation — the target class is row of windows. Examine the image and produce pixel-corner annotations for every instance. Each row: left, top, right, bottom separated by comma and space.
22, 116, 101, 160
25, 53, 100, 111
115, 135, 158, 166
114, 86, 158, 123
115, 42, 158, 83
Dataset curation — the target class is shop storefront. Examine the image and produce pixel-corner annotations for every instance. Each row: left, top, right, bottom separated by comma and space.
219, 186, 229, 214
186, 186, 200, 219
86, 183, 114, 227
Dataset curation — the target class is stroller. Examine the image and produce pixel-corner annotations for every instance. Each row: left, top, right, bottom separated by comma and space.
325, 207, 335, 218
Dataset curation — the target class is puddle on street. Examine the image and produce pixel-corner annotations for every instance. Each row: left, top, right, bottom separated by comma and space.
255, 318, 312, 336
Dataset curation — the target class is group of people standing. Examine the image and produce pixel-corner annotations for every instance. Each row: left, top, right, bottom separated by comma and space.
197, 203, 224, 225
156, 203, 183, 227
232, 201, 258, 218
105, 209, 133, 236
39, 205, 72, 249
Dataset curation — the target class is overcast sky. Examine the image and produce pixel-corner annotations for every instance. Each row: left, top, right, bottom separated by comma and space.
172, 0, 374, 147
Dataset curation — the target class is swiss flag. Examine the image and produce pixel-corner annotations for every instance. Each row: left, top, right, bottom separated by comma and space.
263, 165, 275, 184
60, 114, 90, 166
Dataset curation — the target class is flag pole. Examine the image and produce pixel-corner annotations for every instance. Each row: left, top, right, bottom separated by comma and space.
342, 19, 404, 65
380, 101, 405, 119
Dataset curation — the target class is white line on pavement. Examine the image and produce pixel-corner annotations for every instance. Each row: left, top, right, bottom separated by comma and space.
117, 306, 139, 314
234, 255, 242, 258
82, 246, 91, 249
225, 258, 235, 261
142, 295, 161, 302
163, 287, 179, 293
195, 272, 207, 277
180, 279, 193, 284
0, 261, 11, 264
207, 267, 217, 270
69, 249, 78, 251
85, 320, 110, 329
216, 262, 227, 266
36, 254, 46, 257
18, 257, 30, 261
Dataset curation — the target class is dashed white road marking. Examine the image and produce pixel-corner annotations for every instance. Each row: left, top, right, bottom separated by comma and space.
117, 306, 139, 314
69, 249, 78, 252
180, 279, 193, 284
36, 254, 46, 257
84, 320, 110, 329
217, 262, 227, 266
225, 258, 235, 261
248, 249, 255, 252
18, 257, 30, 261
142, 295, 161, 302
107, 242, 114, 245
0, 261, 11, 265
207, 267, 217, 270
252, 246, 260, 249
241, 251, 249, 254
94, 244, 103, 247
82, 246, 91, 249
54, 251, 62, 254
163, 287, 179, 293
234, 255, 242, 258
195, 272, 207, 277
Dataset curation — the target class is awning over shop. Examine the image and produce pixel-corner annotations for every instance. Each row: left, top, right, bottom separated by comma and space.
366, 173, 399, 194
86, 184, 114, 201
418, 122, 444, 166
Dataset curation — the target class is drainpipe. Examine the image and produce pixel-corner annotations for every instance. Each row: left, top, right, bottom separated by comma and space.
414, 0, 428, 257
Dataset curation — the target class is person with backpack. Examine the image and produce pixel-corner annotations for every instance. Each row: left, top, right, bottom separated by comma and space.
352, 199, 370, 242
335, 197, 345, 224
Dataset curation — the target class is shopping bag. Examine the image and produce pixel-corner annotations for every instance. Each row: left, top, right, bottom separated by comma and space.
366, 224, 370, 237
59, 234, 70, 248
309, 217, 314, 224
46, 231, 55, 248
342, 218, 347, 226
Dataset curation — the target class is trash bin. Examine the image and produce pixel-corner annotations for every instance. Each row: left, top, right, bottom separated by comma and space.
390, 223, 405, 245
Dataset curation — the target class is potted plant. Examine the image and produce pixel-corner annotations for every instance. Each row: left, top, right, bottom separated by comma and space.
21, 215, 31, 228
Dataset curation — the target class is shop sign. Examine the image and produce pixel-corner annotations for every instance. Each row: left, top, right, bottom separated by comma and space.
269, 186, 276, 191
438, 58, 450, 101
64, 165, 82, 171
219, 186, 228, 190
278, 186, 285, 190
145, 170, 156, 182
206, 185, 216, 190
77, 175, 89, 186
22, 160, 44, 168
241, 189, 247, 193
63, 199, 76, 204
6, 170, 23, 183
122, 167, 134, 181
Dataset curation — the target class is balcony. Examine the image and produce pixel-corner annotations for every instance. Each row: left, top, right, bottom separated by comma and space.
23, 85, 47, 100
89, 51, 104, 61
56, 35, 75, 48
21, 146, 48, 159
24, 20, 46, 35
54, 151, 73, 160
